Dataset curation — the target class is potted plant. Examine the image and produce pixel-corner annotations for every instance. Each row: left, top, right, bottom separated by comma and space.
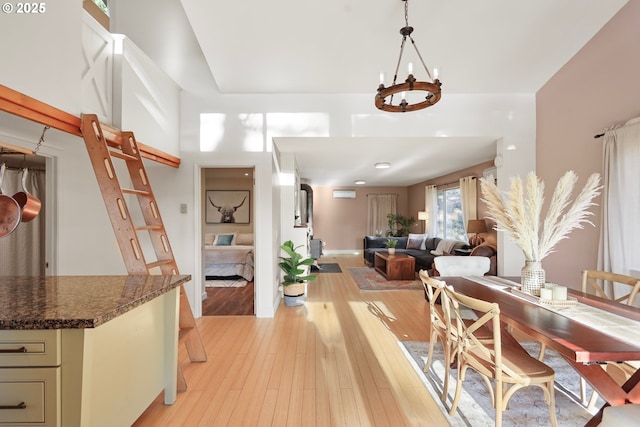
279, 240, 317, 306
386, 213, 417, 237
385, 237, 398, 255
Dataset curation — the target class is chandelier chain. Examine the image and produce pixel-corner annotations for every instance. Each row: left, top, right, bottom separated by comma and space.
404, 0, 409, 27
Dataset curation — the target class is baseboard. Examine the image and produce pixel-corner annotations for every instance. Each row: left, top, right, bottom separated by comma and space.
322, 249, 362, 255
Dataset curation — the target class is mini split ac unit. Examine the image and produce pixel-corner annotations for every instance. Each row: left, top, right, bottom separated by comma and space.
333, 190, 356, 199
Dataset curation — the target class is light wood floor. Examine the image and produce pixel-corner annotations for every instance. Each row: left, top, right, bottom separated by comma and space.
133, 255, 448, 427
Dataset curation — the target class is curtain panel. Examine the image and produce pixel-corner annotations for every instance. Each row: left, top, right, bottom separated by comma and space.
0, 168, 45, 276
459, 176, 478, 236
424, 185, 438, 237
599, 119, 640, 301
367, 194, 397, 236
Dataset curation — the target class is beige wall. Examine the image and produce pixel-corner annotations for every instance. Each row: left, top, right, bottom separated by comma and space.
311, 161, 497, 251
536, 0, 640, 289
311, 186, 409, 251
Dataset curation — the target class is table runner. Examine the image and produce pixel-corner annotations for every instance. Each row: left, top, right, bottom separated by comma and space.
464, 276, 640, 348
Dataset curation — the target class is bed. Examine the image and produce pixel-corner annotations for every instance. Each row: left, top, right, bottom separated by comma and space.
204, 232, 254, 282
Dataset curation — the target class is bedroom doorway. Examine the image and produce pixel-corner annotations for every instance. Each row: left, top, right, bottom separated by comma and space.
201, 167, 255, 315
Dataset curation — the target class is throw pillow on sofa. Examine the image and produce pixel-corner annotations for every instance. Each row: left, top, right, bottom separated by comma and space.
407, 233, 427, 250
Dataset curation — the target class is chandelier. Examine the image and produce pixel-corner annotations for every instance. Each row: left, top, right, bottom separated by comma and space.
375, 0, 442, 113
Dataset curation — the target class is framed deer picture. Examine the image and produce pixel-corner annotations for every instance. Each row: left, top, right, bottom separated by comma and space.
206, 190, 250, 224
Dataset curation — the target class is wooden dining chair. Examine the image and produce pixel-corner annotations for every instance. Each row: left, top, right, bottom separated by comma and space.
419, 270, 494, 403
434, 256, 491, 276
444, 285, 558, 427
419, 271, 453, 402
582, 270, 640, 306
579, 270, 640, 408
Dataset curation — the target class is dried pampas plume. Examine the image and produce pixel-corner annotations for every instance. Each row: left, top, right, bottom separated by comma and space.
480, 171, 601, 261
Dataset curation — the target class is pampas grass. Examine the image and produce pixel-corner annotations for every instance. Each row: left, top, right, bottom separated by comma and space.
480, 171, 601, 261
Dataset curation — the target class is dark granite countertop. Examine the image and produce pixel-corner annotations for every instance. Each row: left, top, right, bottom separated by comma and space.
0, 275, 191, 330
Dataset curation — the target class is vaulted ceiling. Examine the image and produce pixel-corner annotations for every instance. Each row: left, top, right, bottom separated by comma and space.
148, 1, 629, 185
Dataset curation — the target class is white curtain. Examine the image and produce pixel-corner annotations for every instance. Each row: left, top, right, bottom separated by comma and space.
599, 119, 640, 300
367, 194, 397, 236
459, 176, 478, 235
0, 168, 45, 276
424, 185, 438, 237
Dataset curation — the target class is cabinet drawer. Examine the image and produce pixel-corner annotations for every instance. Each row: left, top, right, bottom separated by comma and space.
0, 367, 59, 426
0, 330, 60, 367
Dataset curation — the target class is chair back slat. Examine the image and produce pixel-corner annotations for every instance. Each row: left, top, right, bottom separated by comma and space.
582, 270, 640, 306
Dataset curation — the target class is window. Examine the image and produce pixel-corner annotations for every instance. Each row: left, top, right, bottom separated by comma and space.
83, 0, 109, 30
436, 187, 465, 240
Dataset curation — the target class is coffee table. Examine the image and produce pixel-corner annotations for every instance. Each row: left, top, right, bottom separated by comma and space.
374, 252, 416, 280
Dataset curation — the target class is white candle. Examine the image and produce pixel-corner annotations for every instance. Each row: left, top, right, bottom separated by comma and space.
408, 62, 413, 75
540, 288, 553, 300
544, 282, 556, 289
401, 91, 406, 101
553, 286, 568, 301
379, 72, 385, 85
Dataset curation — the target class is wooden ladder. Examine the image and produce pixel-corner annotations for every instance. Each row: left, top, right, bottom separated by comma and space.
80, 113, 206, 392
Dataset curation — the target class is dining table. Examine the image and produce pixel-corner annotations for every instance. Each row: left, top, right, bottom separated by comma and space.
442, 275, 640, 426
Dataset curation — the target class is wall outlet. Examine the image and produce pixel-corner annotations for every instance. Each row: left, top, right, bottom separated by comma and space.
180, 203, 187, 214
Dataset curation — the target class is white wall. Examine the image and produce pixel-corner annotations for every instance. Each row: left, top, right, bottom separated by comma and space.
0, 0, 82, 114
0, 1, 537, 318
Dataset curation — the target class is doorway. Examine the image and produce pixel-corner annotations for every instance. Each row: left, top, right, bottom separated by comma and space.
201, 167, 255, 315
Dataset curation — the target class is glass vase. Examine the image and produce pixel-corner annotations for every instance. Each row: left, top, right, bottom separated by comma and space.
521, 260, 545, 295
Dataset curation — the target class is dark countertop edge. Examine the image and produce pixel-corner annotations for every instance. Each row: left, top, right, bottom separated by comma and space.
0, 275, 191, 330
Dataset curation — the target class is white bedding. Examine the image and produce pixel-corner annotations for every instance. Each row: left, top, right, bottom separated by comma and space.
204, 245, 254, 281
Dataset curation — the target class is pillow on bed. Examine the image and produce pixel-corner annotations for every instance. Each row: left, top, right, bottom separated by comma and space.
204, 233, 216, 245
235, 233, 254, 246
213, 233, 236, 246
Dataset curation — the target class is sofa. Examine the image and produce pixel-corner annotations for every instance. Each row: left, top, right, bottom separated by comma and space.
363, 234, 470, 273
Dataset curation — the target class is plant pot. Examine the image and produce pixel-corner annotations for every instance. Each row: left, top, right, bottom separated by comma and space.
388, 248, 396, 255
283, 282, 306, 306
284, 294, 305, 306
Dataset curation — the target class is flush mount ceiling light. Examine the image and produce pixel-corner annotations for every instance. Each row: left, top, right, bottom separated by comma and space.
355, 180, 366, 185
374, 162, 391, 169
375, 0, 442, 113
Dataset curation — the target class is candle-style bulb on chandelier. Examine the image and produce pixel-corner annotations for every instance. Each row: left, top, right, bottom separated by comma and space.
375, 0, 442, 113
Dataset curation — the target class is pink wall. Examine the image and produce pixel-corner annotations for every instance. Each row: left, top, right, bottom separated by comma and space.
311, 161, 495, 252
536, 0, 640, 289
312, 186, 409, 251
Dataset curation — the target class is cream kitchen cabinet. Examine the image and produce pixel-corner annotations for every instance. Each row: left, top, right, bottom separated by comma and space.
0, 330, 60, 426
0, 275, 189, 427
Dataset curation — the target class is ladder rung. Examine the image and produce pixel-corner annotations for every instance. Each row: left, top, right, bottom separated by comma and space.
135, 225, 163, 231
122, 188, 150, 196
146, 260, 174, 270
109, 150, 137, 162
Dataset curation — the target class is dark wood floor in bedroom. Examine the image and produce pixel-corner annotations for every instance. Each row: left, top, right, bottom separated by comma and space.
202, 281, 255, 315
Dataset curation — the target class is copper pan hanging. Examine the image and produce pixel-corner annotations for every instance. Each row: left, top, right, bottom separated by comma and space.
0, 163, 21, 237
12, 168, 41, 222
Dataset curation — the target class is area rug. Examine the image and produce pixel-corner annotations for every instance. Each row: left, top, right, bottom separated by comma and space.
205, 276, 248, 288
399, 341, 602, 426
347, 267, 422, 291
311, 263, 342, 273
